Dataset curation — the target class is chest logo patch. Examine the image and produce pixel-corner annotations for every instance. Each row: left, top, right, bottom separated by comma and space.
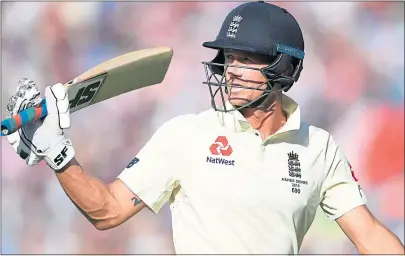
209, 136, 233, 156
207, 136, 235, 166
281, 151, 308, 194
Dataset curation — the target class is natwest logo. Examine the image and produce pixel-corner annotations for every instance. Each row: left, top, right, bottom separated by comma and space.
206, 156, 235, 166
207, 136, 235, 166
209, 136, 233, 156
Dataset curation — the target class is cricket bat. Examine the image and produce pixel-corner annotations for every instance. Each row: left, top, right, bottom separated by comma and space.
1, 46, 173, 136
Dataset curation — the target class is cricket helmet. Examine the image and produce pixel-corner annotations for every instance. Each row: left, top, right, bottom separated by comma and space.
202, 1, 305, 112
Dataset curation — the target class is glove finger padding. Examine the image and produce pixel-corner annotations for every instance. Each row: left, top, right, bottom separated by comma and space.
6, 78, 42, 117
39, 83, 75, 170
44, 83, 71, 131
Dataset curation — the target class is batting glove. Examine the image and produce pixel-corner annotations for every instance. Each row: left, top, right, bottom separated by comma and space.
6, 78, 75, 170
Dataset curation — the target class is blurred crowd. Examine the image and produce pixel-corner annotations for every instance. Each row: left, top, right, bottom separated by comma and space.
1, 1, 404, 254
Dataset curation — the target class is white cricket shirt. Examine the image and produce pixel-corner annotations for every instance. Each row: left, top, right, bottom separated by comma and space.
118, 94, 367, 254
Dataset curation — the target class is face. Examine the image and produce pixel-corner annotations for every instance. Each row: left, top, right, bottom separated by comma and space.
224, 49, 270, 107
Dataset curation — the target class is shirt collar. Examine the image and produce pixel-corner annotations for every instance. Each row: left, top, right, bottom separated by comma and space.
216, 94, 301, 135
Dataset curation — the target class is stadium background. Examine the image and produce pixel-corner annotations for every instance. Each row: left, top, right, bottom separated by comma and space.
1, 1, 404, 254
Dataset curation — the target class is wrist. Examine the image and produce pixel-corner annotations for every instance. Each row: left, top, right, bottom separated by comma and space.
55, 157, 79, 174
43, 138, 75, 171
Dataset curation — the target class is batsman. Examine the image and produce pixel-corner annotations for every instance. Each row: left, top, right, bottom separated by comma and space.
5, 1, 404, 254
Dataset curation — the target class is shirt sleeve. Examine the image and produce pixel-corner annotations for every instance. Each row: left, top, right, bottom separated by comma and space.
117, 116, 186, 214
320, 136, 367, 221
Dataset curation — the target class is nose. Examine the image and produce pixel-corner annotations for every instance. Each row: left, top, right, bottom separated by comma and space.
226, 60, 243, 78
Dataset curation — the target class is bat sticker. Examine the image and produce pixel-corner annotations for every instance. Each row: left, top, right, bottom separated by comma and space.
68, 73, 107, 112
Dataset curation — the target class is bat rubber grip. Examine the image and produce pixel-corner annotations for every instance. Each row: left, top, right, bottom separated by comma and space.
1, 99, 48, 136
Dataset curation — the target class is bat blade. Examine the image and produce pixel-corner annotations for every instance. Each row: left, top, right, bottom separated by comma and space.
1, 46, 173, 136
67, 46, 173, 112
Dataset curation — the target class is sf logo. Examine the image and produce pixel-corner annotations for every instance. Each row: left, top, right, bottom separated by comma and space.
209, 136, 233, 156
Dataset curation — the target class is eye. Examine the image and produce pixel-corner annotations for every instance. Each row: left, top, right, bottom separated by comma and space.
224, 54, 235, 64
224, 54, 255, 63
246, 57, 258, 63
225, 54, 234, 60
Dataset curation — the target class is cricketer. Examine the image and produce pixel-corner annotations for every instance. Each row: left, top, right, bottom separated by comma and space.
5, 1, 404, 254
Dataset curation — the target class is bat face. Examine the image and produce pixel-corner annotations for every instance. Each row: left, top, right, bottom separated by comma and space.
65, 46, 173, 113
67, 73, 107, 113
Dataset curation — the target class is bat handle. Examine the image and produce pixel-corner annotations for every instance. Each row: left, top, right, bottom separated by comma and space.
1, 99, 48, 136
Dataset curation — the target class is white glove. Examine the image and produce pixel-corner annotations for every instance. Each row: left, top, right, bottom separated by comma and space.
6, 78, 75, 170
6, 78, 44, 165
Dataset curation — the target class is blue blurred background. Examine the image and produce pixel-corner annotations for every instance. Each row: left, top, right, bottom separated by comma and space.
1, 1, 404, 254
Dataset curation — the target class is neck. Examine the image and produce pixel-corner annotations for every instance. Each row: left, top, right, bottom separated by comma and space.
240, 94, 287, 140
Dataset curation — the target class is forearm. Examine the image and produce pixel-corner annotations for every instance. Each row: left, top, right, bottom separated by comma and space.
55, 158, 120, 228
356, 222, 404, 254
